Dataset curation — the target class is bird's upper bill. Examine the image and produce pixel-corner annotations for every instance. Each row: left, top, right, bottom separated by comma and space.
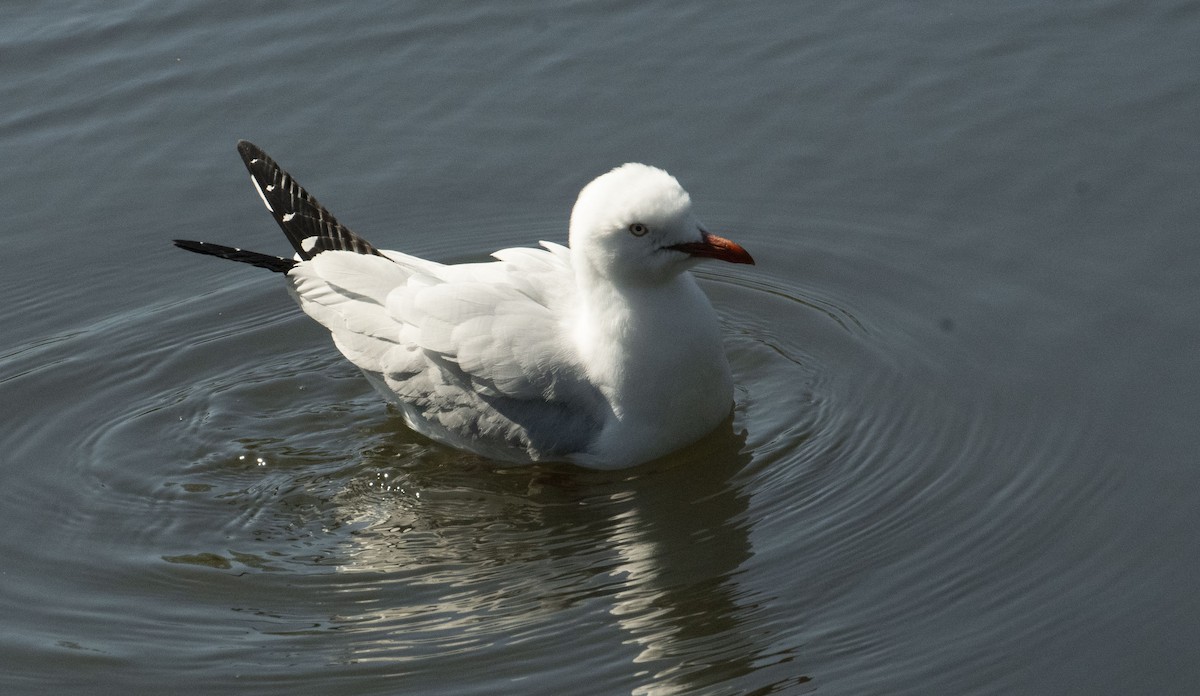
667, 231, 755, 265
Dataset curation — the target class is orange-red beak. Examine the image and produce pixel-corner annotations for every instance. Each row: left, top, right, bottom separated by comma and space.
668, 231, 755, 265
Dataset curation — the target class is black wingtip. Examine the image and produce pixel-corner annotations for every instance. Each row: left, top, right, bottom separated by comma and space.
236, 139, 265, 165
233, 141, 390, 262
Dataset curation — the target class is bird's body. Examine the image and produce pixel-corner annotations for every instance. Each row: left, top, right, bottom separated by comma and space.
176, 142, 753, 469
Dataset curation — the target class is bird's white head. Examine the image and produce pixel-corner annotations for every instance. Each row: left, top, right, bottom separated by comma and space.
569, 163, 753, 286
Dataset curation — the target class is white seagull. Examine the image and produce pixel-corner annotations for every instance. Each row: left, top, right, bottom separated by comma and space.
175, 142, 754, 469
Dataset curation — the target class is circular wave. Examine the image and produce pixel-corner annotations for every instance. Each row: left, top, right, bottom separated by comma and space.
2, 212, 1105, 693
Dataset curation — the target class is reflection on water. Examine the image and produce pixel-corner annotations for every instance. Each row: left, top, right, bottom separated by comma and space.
308, 419, 806, 695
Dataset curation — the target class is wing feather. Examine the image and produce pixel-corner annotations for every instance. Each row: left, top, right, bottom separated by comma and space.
288, 242, 605, 461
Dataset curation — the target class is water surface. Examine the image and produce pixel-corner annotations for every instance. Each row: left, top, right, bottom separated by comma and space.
2, 2, 1198, 694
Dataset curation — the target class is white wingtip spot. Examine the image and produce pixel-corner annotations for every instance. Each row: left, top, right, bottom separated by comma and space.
282, 212, 295, 222
301, 236, 318, 252
250, 175, 273, 212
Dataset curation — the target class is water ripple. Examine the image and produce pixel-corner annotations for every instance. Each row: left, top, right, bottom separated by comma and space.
1, 212, 1105, 694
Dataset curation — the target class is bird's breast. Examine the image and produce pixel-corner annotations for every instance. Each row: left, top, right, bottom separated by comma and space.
573, 277, 733, 443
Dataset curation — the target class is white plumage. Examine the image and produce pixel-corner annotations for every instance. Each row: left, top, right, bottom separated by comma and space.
175, 142, 754, 469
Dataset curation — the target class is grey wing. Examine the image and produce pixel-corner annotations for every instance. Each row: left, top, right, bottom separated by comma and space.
382, 268, 608, 461
291, 243, 607, 462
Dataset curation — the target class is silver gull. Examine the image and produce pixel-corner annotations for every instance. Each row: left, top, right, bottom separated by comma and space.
175, 141, 754, 469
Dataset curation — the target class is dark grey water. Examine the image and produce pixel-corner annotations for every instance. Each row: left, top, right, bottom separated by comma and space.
3, 2, 1198, 694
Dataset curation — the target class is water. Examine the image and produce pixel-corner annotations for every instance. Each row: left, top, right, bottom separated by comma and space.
2, 2, 1198, 694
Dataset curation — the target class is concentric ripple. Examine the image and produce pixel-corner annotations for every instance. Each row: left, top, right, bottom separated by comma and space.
1, 212, 1105, 694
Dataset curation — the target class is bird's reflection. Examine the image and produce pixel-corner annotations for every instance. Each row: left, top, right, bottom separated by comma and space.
599, 426, 762, 694
321, 417, 790, 693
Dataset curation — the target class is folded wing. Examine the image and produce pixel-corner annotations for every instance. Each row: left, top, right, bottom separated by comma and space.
290, 241, 606, 462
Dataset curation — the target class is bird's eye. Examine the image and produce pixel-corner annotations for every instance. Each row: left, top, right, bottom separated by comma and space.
628, 223, 649, 237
